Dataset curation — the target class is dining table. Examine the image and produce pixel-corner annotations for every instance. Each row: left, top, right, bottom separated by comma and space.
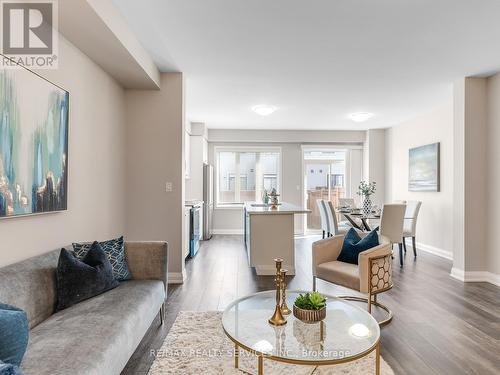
337, 209, 381, 232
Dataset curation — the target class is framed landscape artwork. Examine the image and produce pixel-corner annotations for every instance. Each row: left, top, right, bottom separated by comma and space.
408, 142, 440, 192
0, 57, 69, 218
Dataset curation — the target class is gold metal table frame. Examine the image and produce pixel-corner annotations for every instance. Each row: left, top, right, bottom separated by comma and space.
223, 331, 380, 375
222, 290, 381, 375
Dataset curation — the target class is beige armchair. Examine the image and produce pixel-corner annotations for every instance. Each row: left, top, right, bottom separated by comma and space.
312, 234, 393, 326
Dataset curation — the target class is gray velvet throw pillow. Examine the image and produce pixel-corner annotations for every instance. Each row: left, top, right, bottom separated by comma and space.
56, 242, 119, 311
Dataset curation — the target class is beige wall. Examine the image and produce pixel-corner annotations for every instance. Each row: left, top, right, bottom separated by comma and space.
385, 96, 454, 258
364, 129, 386, 205
0, 36, 127, 267
452, 77, 491, 279
452, 79, 466, 272
207, 129, 366, 144
464, 78, 488, 272
125, 73, 186, 281
486, 74, 500, 277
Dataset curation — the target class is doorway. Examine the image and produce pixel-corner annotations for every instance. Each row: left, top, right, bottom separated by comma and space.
303, 149, 348, 232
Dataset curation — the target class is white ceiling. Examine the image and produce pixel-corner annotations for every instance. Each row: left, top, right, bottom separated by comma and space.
113, 0, 500, 130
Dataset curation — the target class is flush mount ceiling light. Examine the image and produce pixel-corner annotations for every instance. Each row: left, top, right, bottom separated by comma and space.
349, 112, 374, 122
252, 105, 277, 116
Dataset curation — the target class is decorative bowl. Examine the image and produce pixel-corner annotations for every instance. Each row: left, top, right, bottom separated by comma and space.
293, 304, 326, 323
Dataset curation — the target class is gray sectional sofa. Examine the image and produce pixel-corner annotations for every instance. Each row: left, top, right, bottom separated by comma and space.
0, 241, 168, 375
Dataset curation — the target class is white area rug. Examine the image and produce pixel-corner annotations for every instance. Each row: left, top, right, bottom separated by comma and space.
148, 311, 394, 375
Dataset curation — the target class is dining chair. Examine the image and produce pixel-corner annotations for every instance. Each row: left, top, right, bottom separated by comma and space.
402, 201, 422, 257
379, 203, 406, 267
316, 199, 330, 238
338, 197, 360, 228
338, 197, 355, 208
326, 200, 350, 236
312, 234, 393, 326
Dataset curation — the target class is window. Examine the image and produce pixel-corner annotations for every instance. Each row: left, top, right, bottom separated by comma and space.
216, 148, 281, 206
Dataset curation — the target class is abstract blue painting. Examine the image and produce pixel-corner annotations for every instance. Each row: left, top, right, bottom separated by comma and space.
0, 61, 69, 218
408, 143, 440, 192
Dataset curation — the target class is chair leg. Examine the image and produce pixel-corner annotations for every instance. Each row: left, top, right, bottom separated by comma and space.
412, 236, 417, 257
160, 301, 165, 326
398, 243, 404, 267
313, 276, 317, 291
402, 238, 407, 253
368, 291, 372, 314
322, 230, 325, 239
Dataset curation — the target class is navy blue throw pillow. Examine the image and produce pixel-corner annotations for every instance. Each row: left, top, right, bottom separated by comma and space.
0, 360, 23, 375
337, 228, 379, 265
0, 303, 28, 367
56, 242, 119, 311
73, 236, 132, 281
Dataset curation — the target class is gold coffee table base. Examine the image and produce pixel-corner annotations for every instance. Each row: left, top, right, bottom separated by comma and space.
231, 341, 381, 375
222, 291, 381, 375
339, 296, 393, 327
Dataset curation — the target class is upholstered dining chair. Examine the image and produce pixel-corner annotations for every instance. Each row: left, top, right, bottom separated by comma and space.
325, 200, 349, 236
312, 234, 394, 326
402, 201, 422, 257
316, 199, 330, 238
337, 197, 357, 227
338, 197, 355, 208
379, 203, 406, 267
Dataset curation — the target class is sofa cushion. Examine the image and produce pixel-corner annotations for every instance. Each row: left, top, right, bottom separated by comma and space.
0, 250, 59, 329
56, 244, 119, 311
20, 280, 164, 375
73, 236, 132, 281
316, 261, 360, 291
0, 303, 29, 367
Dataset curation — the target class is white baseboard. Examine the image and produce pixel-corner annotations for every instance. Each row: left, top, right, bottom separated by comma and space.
450, 267, 465, 281
450, 268, 500, 286
407, 240, 453, 261
168, 271, 186, 284
212, 229, 244, 235
465, 271, 500, 286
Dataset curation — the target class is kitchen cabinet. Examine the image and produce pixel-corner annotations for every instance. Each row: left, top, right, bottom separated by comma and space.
184, 207, 190, 259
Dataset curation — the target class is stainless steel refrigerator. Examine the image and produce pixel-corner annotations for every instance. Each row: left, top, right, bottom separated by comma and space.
203, 163, 214, 240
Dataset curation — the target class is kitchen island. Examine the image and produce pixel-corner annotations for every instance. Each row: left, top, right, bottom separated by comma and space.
244, 202, 310, 275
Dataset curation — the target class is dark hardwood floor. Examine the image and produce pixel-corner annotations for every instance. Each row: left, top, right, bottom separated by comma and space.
122, 235, 500, 375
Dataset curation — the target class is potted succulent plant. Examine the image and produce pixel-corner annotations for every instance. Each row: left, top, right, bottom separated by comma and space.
293, 292, 327, 323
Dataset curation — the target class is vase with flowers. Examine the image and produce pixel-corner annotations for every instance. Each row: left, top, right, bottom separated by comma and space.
357, 181, 376, 217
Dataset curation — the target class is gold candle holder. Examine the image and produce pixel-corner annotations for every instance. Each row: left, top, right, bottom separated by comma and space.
268, 258, 287, 326
280, 269, 291, 315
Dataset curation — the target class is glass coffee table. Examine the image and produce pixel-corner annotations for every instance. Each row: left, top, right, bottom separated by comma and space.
222, 290, 380, 375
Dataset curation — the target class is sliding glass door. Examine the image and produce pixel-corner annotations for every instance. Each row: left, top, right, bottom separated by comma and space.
304, 150, 347, 231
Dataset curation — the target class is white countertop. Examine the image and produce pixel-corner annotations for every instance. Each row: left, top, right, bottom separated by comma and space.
185, 200, 203, 207
244, 202, 311, 215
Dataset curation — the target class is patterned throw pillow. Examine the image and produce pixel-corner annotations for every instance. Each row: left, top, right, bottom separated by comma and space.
0, 360, 24, 375
72, 236, 132, 281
